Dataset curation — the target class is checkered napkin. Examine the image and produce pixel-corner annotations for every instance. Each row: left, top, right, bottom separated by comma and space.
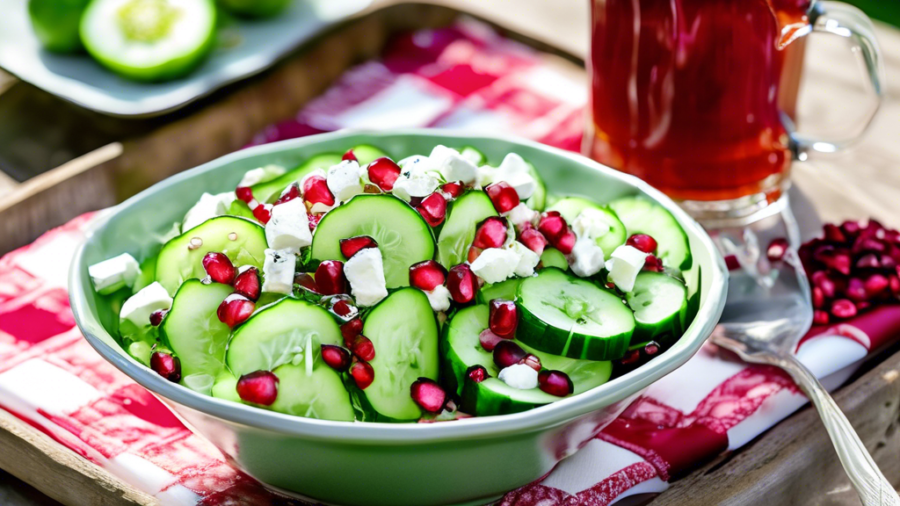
1, 18, 898, 506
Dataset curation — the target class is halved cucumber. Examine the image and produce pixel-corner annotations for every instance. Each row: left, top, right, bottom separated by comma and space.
311, 194, 435, 288
358, 288, 439, 421
476, 278, 521, 305
516, 268, 633, 361
160, 280, 233, 394
540, 247, 568, 271
443, 305, 612, 416
155, 216, 267, 295
625, 272, 687, 344
437, 190, 497, 269
609, 197, 692, 271
548, 197, 626, 259
252, 153, 342, 204
226, 297, 342, 377
269, 363, 355, 421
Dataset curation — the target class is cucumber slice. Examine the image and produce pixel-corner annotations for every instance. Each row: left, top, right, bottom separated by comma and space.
625, 272, 688, 344
80, 0, 217, 82
29, 0, 90, 53
437, 191, 498, 269
252, 153, 342, 204
476, 278, 521, 305
525, 164, 547, 212
548, 197, 626, 259
349, 145, 390, 166
609, 197, 692, 271
216, 0, 289, 17
359, 288, 439, 421
311, 195, 435, 288
211, 371, 241, 403
132, 255, 158, 293
540, 247, 568, 271
155, 216, 267, 295
160, 280, 233, 394
269, 363, 355, 421
516, 268, 633, 361
226, 297, 342, 377
460, 147, 486, 166
226, 200, 257, 221
443, 305, 612, 416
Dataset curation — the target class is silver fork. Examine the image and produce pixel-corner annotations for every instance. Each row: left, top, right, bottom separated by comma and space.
710, 204, 900, 506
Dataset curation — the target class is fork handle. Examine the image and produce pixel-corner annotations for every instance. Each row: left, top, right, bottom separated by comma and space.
780, 355, 900, 506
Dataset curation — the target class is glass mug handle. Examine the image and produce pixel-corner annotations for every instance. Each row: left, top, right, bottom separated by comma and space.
791, 1, 886, 160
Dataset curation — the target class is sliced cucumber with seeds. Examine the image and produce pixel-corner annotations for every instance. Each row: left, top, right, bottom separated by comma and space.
359, 288, 439, 421
252, 153, 342, 204
156, 216, 267, 295
442, 305, 611, 416
160, 280, 232, 394
311, 195, 435, 288
437, 191, 497, 269
548, 197, 626, 259
540, 247, 568, 271
476, 278, 521, 305
226, 297, 342, 377
625, 272, 687, 344
609, 197, 692, 271
269, 363, 355, 421
516, 268, 633, 361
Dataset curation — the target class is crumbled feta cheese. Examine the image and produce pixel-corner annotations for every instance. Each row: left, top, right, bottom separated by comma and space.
120, 282, 172, 328
470, 247, 519, 284
504, 203, 539, 227
425, 284, 452, 312
89, 253, 141, 294
498, 364, 538, 390
507, 241, 540, 278
572, 208, 612, 240
262, 248, 296, 294
265, 199, 312, 253
429, 145, 478, 184
298, 168, 326, 190
392, 171, 440, 202
398, 154, 428, 171
344, 247, 388, 307
239, 165, 285, 188
475, 166, 494, 188
606, 245, 648, 292
326, 160, 364, 203
569, 237, 605, 278
493, 153, 536, 199
182, 192, 236, 232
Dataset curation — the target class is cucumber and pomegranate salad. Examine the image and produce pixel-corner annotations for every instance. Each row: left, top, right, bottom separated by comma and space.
88, 143, 700, 422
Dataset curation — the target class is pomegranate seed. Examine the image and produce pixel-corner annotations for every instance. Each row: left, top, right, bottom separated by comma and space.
841, 220, 861, 238
321, 345, 352, 372
341, 318, 363, 344
331, 298, 357, 319
724, 254, 740, 271
554, 230, 577, 255
441, 181, 464, 198
308, 214, 322, 231
520, 354, 542, 372
823, 223, 846, 243
891, 275, 900, 296
846, 278, 867, 302
767, 238, 789, 262
489, 299, 518, 338
315, 261, 347, 295
493, 340, 527, 369
150, 352, 181, 382
619, 349, 641, 365
233, 267, 260, 300
537, 370, 573, 397
519, 228, 549, 255
295, 272, 319, 293
881, 255, 897, 270
813, 309, 830, 326
812, 287, 825, 309
856, 253, 880, 269
416, 193, 447, 227
350, 361, 375, 390
446, 264, 477, 303
409, 260, 447, 291
865, 274, 889, 297
643, 341, 661, 356
274, 184, 301, 206
466, 365, 489, 383
409, 196, 424, 207
485, 182, 520, 214
538, 211, 567, 241
367, 158, 402, 191
252, 204, 272, 224
473, 217, 509, 249
856, 301, 872, 312
149, 309, 167, 327
237, 371, 279, 406
467, 246, 483, 263
410, 378, 447, 413
812, 271, 837, 299
626, 234, 658, 254
853, 237, 886, 255
217, 294, 255, 327
830, 299, 857, 319
479, 328, 505, 351
340, 236, 378, 258
643, 255, 664, 272
202, 252, 236, 285
342, 149, 357, 162
349, 335, 376, 362
236, 186, 253, 203
302, 175, 335, 207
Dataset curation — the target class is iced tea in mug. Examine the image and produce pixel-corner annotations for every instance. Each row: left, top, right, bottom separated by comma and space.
586, 0, 884, 221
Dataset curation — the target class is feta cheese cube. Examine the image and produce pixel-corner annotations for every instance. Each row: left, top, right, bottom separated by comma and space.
429, 145, 478, 184
326, 160, 364, 203
475, 165, 494, 189
182, 192, 235, 232
265, 199, 312, 253
494, 153, 536, 199
606, 245, 648, 292
120, 282, 172, 328
470, 247, 518, 284
572, 208, 612, 240
239, 165, 285, 188
89, 253, 141, 294
498, 364, 538, 390
397, 154, 428, 172
569, 237, 605, 278
504, 203, 539, 227
344, 247, 388, 307
392, 171, 440, 202
262, 248, 296, 294
508, 241, 540, 278
425, 284, 452, 312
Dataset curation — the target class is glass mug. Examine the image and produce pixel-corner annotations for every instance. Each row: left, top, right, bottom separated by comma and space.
585, 0, 885, 224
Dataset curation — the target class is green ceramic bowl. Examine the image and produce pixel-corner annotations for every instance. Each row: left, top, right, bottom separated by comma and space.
70, 130, 727, 506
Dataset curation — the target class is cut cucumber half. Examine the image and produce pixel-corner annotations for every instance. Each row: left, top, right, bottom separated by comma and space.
437, 191, 498, 269
516, 268, 634, 361
540, 247, 568, 271
226, 297, 342, 377
609, 197, 692, 271
625, 272, 687, 344
359, 288, 439, 421
160, 280, 232, 394
548, 197, 626, 259
443, 305, 611, 416
252, 153, 342, 204
80, 0, 217, 82
269, 363, 355, 421
476, 278, 521, 305
155, 216, 267, 295
311, 195, 435, 288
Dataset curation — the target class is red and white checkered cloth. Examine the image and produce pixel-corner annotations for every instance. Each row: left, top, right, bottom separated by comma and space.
2, 19, 899, 506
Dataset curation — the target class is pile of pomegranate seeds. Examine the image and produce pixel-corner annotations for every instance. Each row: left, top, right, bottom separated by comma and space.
797, 220, 900, 325
237, 371, 279, 406
538, 211, 576, 254
150, 352, 181, 382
